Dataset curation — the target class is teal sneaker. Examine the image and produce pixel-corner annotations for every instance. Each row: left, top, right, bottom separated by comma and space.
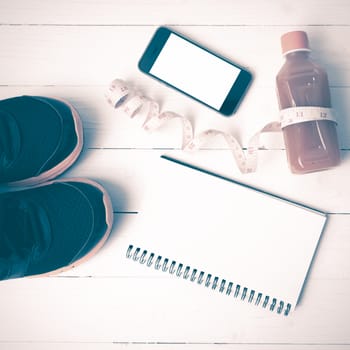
0, 178, 113, 281
0, 96, 83, 186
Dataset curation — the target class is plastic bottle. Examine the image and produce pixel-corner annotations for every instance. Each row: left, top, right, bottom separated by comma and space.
276, 30, 340, 174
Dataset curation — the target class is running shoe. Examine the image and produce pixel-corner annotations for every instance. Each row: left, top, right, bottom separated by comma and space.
0, 95, 83, 186
0, 178, 113, 281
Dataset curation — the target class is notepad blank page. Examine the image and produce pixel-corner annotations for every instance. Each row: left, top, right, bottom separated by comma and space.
130, 159, 327, 309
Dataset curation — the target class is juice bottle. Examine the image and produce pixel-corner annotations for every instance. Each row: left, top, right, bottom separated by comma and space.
276, 31, 340, 174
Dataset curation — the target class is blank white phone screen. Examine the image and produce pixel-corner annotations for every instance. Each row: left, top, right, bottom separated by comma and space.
149, 33, 241, 110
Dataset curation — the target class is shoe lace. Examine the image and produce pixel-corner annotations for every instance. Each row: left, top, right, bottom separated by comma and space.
0, 197, 52, 280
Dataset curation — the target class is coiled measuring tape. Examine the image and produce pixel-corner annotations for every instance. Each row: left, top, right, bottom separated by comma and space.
105, 79, 336, 173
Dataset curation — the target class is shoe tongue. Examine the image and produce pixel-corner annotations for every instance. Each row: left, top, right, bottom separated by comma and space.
0, 110, 21, 170
0, 196, 52, 280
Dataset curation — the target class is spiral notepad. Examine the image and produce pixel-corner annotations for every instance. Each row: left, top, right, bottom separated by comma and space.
124, 156, 327, 316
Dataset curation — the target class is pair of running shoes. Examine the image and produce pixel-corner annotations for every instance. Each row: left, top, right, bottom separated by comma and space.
0, 96, 114, 281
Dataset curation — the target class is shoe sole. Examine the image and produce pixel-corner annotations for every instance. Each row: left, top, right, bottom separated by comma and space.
7, 97, 84, 187
29, 178, 114, 278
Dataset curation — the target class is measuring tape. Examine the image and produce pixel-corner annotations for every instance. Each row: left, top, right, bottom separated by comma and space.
105, 79, 336, 173
280, 106, 336, 128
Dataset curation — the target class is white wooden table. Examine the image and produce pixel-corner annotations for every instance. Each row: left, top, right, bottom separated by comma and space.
1, 1, 350, 349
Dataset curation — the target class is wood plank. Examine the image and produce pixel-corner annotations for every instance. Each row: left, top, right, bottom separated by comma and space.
0, 85, 349, 150
0, 0, 349, 25
0, 274, 349, 343
57, 149, 350, 214
1, 1, 349, 348
1, 344, 349, 350
57, 211, 350, 280
0, 26, 349, 88
1, 146, 344, 341
1, 154, 349, 342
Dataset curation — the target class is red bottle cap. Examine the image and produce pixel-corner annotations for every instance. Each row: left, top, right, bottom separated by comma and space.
281, 31, 311, 55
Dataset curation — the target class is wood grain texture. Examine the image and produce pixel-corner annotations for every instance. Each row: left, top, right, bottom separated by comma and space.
0, 0, 349, 25
0, 0, 349, 349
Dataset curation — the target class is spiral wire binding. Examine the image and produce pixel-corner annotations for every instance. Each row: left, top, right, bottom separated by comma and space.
126, 245, 291, 316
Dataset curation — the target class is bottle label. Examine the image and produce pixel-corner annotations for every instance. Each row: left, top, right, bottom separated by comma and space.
280, 106, 337, 128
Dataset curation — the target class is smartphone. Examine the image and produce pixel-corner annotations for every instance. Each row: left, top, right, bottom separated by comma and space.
138, 27, 252, 116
